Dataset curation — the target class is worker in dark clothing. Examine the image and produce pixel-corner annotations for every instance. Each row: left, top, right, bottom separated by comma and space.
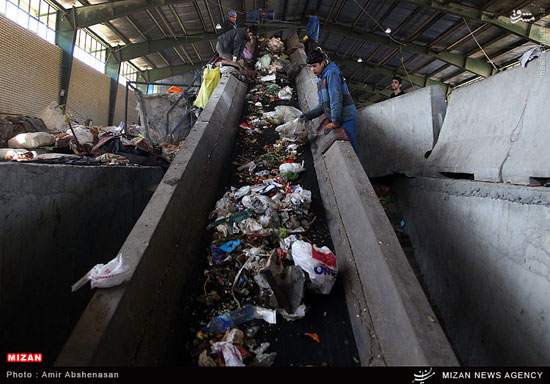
303, 11, 320, 54
390, 76, 406, 98
222, 10, 238, 33
300, 49, 358, 151
216, 25, 257, 62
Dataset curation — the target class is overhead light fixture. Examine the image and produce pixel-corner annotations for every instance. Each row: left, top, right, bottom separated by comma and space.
385, 27, 392, 34
357, 58, 363, 63
215, 23, 222, 30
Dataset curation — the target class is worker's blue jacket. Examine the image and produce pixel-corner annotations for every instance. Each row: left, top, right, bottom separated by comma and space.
306, 16, 319, 41
304, 61, 357, 127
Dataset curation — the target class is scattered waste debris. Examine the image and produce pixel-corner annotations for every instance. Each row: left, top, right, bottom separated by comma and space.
187, 33, 343, 367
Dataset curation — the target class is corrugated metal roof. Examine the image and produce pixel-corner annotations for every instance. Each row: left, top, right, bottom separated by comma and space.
54, 0, 550, 102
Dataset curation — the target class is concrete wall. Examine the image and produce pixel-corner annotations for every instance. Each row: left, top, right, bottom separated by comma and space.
292, 48, 457, 366
55, 73, 247, 366
425, 57, 549, 185
357, 85, 447, 177
394, 177, 550, 365
0, 162, 164, 364
0, 14, 139, 126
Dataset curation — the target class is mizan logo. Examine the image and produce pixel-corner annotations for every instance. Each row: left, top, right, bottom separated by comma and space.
412, 368, 435, 384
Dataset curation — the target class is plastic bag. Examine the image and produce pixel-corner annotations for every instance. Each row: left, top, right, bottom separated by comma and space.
273, 106, 302, 123
277, 86, 293, 100
71, 254, 131, 291
211, 342, 245, 367
243, 47, 253, 59
256, 54, 271, 70
279, 161, 305, 174
66, 126, 93, 144
241, 194, 277, 214
275, 118, 308, 143
194, 66, 221, 109
291, 241, 338, 294
8, 132, 54, 149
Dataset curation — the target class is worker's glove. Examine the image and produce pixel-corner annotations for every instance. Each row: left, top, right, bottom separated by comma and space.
232, 56, 238, 62
303, 35, 309, 42
324, 122, 337, 135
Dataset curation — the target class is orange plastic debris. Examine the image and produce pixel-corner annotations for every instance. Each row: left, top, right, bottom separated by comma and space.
167, 86, 184, 93
305, 332, 320, 343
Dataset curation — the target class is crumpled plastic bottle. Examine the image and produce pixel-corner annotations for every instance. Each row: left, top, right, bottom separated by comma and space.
205, 304, 256, 334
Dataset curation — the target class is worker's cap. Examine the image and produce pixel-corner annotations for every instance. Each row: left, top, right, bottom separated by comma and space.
228, 10, 237, 17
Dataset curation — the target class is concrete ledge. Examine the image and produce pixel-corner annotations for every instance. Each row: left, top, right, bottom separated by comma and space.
394, 176, 550, 365
292, 49, 457, 366
55, 74, 247, 366
356, 85, 447, 177
0, 163, 164, 364
425, 57, 550, 184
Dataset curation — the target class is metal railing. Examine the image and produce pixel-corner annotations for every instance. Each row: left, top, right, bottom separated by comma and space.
124, 77, 201, 143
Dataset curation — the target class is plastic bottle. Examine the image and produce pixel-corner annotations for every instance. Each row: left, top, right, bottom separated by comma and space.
205, 304, 256, 334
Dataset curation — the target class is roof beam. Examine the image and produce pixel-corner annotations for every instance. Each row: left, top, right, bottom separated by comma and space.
401, 0, 548, 46
324, 23, 497, 77
114, 33, 217, 62
110, 24, 300, 63
143, 62, 209, 82
71, 0, 196, 28
334, 56, 450, 95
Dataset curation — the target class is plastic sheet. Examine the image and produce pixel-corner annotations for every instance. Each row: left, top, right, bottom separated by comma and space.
194, 66, 221, 109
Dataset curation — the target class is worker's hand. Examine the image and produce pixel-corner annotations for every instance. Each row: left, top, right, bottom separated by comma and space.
324, 122, 337, 135
303, 35, 309, 41
232, 56, 238, 62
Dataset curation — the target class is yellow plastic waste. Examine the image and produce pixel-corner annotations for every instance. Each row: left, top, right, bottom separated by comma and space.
194, 66, 221, 109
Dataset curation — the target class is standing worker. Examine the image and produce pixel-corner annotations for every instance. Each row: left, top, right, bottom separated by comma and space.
303, 11, 320, 54
222, 10, 238, 33
390, 76, 406, 98
216, 25, 257, 62
300, 49, 358, 151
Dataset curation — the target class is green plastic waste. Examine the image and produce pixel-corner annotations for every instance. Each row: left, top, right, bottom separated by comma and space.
279, 171, 299, 181
259, 54, 271, 68
207, 211, 250, 230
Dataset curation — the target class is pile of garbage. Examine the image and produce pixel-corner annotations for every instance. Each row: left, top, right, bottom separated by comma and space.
189, 36, 339, 367
0, 101, 181, 168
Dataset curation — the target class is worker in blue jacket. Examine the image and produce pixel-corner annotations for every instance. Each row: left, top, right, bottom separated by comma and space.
301, 49, 358, 151
303, 11, 319, 54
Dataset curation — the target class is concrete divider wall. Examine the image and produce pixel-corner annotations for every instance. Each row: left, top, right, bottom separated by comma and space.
394, 177, 550, 365
55, 74, 247, 366
356, 85, 447, 177
0, 163, 164, 364
425, 57, 549, 185
292, 49, 458, 366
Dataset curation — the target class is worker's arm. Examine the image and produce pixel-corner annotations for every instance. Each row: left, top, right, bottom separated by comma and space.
326, 71, 344, 127
302, 103, 323, 121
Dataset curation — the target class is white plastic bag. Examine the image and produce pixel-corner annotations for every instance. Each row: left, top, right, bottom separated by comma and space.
274, 106, 302, 123
211, 342, 245, 367
71, 254, 131, 291
279, 161, 305, 174
66, 125, 94, 144
275, 118, 308, 143
291, 241, 338, 294
8, 132, 54, 149
277, 86, 293, 100
241, 194, 277, 214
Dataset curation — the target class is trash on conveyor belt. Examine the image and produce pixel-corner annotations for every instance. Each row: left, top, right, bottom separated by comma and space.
186, 34, 359, 368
